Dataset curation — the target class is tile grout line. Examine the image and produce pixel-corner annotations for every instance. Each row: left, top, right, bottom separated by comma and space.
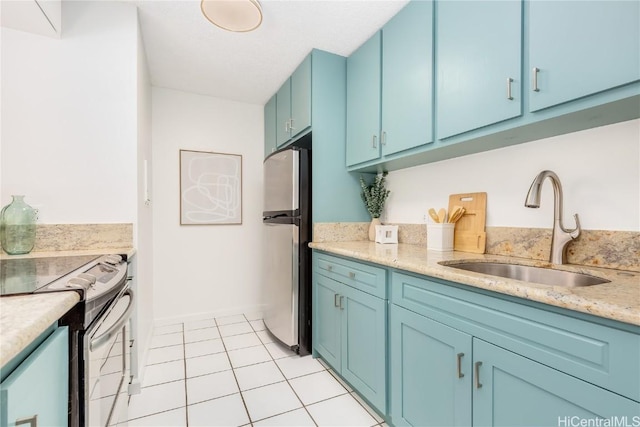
218, 314, 254, 427
180, 322, 190, 427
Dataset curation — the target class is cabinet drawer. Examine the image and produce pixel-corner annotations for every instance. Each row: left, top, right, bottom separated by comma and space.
1, 327, 69, 426
391, 271, 640, 402
314, 252, 387, 299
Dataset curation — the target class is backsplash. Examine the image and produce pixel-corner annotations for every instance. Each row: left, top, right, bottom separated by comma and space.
29, 223, 133, 252
313, 223, 639, 272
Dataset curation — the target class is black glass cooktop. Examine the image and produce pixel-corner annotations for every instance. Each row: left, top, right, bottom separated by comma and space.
0, 255, 100, 296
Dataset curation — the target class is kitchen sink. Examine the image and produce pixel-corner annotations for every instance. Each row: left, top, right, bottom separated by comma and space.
441, 261, 610, 287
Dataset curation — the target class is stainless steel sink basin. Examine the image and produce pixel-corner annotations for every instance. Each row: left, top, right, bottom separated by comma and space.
442, 261, 610, 287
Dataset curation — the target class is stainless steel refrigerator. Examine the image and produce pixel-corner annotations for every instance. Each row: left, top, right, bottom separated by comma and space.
262, 145, 312, 355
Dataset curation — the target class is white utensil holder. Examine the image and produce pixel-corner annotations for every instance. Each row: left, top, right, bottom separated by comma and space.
427, 222, 455, 251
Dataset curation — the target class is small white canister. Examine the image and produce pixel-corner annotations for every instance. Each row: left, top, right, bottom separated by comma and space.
427, 222, 455, 251
375, 225, 398, 244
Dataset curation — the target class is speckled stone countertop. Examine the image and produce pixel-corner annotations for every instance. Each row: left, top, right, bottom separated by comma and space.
309, 241, 640, 326
0, 292, 80, 367
0, 247, 136, 368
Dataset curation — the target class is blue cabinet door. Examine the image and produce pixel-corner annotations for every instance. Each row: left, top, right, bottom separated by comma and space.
473, 338, 640, 426
264, 94, 277, 158
346, 32, 382, 166
390, 305, 472, 427
529, 1, 640, 112
291, 54, 312, 140
340, 283, 387, 413
436, 0, 522, 139
382, 0, 434, 156
1, 327, 69, 427
276, 79, 291, 147
313, 273, 342, 371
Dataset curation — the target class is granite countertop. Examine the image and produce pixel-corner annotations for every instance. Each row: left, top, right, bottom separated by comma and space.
0, 247, 136, 368
0, 292, 80, 367
0, 247, 136, 260
309, 241, 640, 326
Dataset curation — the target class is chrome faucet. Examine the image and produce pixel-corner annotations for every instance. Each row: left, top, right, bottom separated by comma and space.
524, 170, 581, 264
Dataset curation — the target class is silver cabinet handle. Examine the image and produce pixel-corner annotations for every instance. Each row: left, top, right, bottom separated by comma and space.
507, 77, 514, 100
16, 415, 38, 427
348, 272, 355, 279
381, 131, 387, 146
474, 361, 483, 389
334, 293, 340, 307
327, 265, 333, 272
289, 118, 295, 132
339, 295, 345, 310
532, 67, 540, 92
284, 120, 290, 132
372, 135, 377, 148
457, 353, 465, 378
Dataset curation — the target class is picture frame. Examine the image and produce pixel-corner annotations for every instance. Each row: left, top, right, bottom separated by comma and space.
179, 149, 242, 225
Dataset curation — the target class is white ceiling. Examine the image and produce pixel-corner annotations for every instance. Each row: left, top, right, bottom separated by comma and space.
135, 0, 409, 106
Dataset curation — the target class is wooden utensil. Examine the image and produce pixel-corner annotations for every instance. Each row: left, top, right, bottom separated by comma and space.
448, 192, 487, 253
428, 208, 440, 223
448, 206, 465, 223
437, 208, 447, 223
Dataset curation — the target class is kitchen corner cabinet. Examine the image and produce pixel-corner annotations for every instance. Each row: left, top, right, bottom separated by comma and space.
528, 1, 640, 112
1, 326, 69, 427
275, 54, 312, 148
436, 0, 522, 140
312, 252, 387, 414
346, 1, 434, 167
264, 95, 277, 157
390, 271, 640, 427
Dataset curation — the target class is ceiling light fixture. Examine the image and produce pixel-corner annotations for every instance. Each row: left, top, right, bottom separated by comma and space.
201, 0, 263, 33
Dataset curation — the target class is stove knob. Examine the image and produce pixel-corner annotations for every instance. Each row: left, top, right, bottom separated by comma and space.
78, 273, 97, 286
104, 255, 123, 265
67, 277, 91, 289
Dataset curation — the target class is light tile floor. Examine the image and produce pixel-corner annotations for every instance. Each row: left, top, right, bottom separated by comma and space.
125, 313, 388, 427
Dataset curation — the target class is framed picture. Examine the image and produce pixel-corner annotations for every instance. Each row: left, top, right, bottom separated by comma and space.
179, 149, 242, 225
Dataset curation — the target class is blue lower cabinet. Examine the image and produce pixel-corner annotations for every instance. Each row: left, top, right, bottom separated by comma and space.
473, 338, 640, 426
313, 270, 387, 414
390, 305, 472, 427
340, 283, 386, 412
1, 326, 69, 427
314, 274, 342, 371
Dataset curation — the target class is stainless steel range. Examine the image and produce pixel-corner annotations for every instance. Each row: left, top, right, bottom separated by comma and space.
0, 254, 133, 427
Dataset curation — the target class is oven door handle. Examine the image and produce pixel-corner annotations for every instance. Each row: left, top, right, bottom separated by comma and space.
90, 288, 134, 352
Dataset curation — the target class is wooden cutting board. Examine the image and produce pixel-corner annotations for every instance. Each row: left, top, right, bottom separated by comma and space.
448, 192, 487, 253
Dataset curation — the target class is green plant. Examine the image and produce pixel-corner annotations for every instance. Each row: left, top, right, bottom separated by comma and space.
360, 172, 390, 219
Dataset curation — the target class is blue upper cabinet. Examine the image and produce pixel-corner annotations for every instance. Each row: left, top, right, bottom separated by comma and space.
275, 54, 312, 148
290, 54, 312, 139
346, 32, 382, 166
264, 95, 277, 158
347, 1, 434, 167
381, 0, 434, 157
437, 0, 522, 140
275, 77, 292, 147
528, 0, 640, 112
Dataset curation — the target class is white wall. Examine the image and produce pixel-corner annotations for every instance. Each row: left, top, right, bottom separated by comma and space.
134, 14, 154, 381
385, 119, 640, 231
0, 1, 138, 223
152, 87, 264, 322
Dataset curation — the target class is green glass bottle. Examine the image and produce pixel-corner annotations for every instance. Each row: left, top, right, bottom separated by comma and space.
0, 195, 37, 255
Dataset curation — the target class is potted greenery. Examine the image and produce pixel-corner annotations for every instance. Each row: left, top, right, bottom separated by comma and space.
360, 172, 391, 241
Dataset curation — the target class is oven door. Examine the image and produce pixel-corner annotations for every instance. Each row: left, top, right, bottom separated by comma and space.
85, 286, 134, 427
